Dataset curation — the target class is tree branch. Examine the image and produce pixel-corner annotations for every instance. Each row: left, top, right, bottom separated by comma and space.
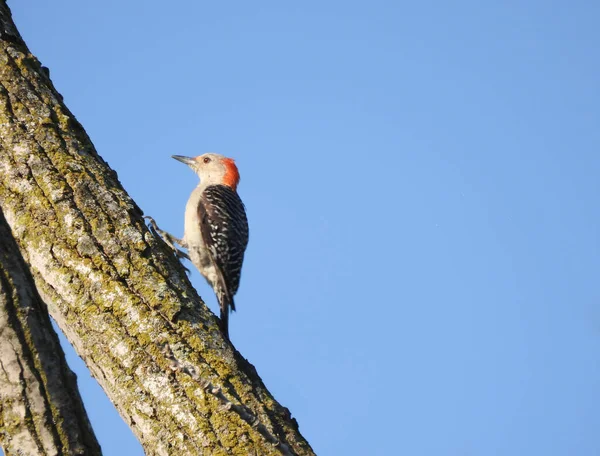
0, 2, 314, 455
0, 208, 102, 455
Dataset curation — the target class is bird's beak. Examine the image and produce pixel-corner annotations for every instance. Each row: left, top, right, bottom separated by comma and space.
172, 155, 196, 167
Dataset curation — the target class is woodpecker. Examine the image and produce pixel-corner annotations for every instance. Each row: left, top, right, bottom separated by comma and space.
149, 153, 249, 340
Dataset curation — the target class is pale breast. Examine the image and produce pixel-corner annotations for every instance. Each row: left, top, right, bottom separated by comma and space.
184, 187, 214, 274
183, 187, 204, 249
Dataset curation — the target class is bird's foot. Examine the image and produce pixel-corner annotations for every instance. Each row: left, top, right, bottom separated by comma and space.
144, 216, 191, 272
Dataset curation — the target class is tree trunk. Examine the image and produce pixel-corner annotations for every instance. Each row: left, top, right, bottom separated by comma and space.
0, 2, 314, 455
0, 208, 102, 455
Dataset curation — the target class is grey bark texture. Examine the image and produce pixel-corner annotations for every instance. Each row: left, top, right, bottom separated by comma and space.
0, 208, 102, 455
0, 2, 315, 455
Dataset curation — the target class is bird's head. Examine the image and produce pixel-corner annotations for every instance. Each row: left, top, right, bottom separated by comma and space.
172, 153, 240, 190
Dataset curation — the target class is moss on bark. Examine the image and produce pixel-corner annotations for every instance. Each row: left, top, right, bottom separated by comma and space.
0, 208, 102, 455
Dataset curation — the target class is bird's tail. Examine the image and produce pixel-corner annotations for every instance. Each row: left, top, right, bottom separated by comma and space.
218, 290, 234, 340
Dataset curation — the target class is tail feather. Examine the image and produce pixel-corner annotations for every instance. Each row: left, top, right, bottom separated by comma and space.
218, 291, 234, 340
219, 304, 229, 340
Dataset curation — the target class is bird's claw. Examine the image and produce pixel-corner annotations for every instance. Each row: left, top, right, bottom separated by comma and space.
144, 215, 191, 274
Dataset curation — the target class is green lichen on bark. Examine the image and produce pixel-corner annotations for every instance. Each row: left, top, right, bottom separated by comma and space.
0, 2, 314, 455
0, 209, 101, 455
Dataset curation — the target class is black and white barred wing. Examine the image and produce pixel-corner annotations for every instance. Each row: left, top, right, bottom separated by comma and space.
197, 185, 249, 303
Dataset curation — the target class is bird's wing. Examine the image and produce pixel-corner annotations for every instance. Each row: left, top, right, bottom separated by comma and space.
197, 185, 249, 300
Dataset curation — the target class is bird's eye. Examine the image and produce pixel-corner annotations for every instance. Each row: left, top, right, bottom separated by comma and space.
203, 157, 211, 164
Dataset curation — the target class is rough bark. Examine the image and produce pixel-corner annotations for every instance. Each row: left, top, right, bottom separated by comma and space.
0, 2, 314, 456
0, 208, 102, 455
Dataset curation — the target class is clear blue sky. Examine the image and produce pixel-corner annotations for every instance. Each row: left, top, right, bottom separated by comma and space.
9, 1, 600, 455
